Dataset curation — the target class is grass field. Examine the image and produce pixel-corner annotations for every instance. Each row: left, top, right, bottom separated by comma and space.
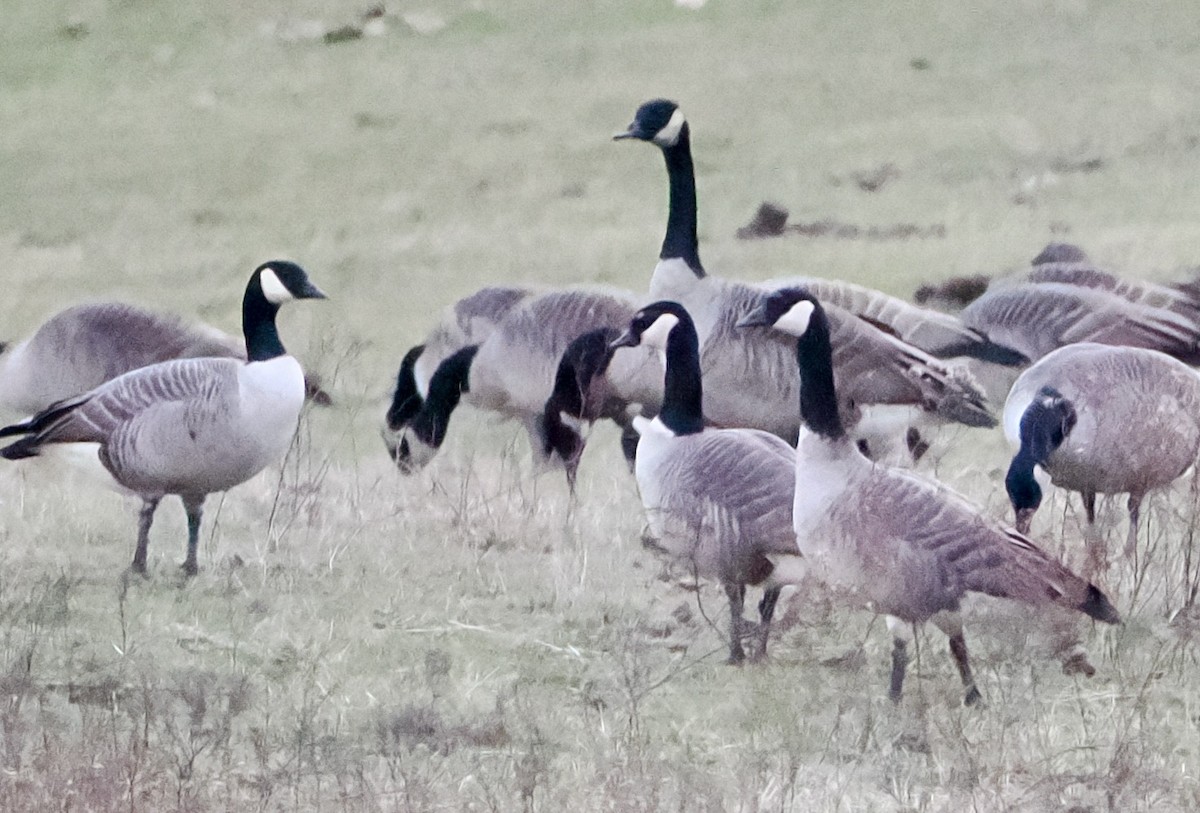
2, 1, 1200, 810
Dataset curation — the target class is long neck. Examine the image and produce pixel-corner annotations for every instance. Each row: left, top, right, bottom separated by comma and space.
1005, 396, 1072, 511
660, 126, 704, 277
242, 281, 286, 362
795, 308, 846, 441
658, 317, 705, 436
411, 345, 477, 447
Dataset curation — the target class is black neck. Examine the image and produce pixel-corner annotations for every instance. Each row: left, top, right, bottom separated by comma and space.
1004, 449, 1042, 513
242, 277, 286, 362
659, 125, 704, 277
794, 305, 846, 440
1005, 393, 1074, 511
658, 313, 705, 436
411, 345, 477, 447
385, 344, 426, 430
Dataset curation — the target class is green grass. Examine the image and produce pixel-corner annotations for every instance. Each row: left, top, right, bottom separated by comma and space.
2, 1, 1200, 809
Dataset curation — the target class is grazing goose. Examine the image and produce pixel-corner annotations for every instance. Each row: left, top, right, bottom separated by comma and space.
384, 286, 532, 464
393, 287, 662, 488
0, 261, 326, 577
0, 302, 331, 420
1003, 343, 1200, 566
612, 300, 803, 663
614, 99, 996, 448
738, 287, 1121, 704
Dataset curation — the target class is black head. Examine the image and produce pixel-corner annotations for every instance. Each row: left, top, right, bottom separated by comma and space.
610, 301, 692, 350
735, 287, 822, 335
254, 260, 327, 304
614, 99, 687, 147
1032, 242, 1089, 266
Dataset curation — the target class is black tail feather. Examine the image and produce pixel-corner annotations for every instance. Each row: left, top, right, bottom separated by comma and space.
1080, 584, 1121, 625
1, 436, 41, 460
385, 344, 426, 430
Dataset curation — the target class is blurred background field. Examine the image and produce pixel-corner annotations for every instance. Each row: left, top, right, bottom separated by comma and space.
1, 1, 1199, 810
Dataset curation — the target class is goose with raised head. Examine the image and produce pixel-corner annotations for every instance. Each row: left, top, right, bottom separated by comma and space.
613, 98, 996, 448
0, 261, 326, 577
737, 287, 1121, 704
612, 300, 803, 663
392, 287, 661, 489
384, 286, 532, 464
0, 302, 331, 419
1003, 343, 1200, 568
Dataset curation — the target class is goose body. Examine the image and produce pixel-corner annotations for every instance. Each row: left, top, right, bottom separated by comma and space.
384, 286, 531, 456
1003, 343, 1200, 561
615, 99, 996, 450
0, 261, 326, 576
739, 288, 1120, 704
613, 301, 802, 663
394, 287, 661, 486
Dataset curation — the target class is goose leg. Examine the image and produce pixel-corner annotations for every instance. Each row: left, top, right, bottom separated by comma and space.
618, 419, 640, 472
723, 582, 747, 664
886, 616, 910, 703
181, 495, 206, 578
933, 612, 981, 706
130, 496, 162, 576
750, 586, 783, 663
1081, 489, 1106, 578
1123, 494, 1142, 559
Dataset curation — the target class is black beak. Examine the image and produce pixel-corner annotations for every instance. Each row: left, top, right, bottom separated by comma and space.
300, 281, 328, 300
609, 329, 639, 349
612, 123, 646, 141
735, 304, 771, 329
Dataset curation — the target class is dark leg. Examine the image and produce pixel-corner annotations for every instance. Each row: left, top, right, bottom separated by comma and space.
889, 637, 909, 703
1081, 489, 1106, 578
181, 495, 206, 578
723, 582, 747, 664
130, 497, 161, 576
750, 586, 783, 662
1083, 490, 1096, 524
1124, 494, 1142, 558
619, 421, 639, 472
934, 612, 981, 705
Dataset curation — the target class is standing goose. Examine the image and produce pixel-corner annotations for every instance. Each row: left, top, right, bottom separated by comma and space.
1003, 343, 1200, 566
0, 261, 326, 577
611, 300, 803, 663
737, 287, 1120, 704
0, 302, 332, 419
614, 99, 996, 447
392, 287, 662, 489
384, 286, 532, 463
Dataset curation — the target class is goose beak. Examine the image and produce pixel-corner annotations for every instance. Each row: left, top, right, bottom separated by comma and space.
298, 281, 328, 300
609, 330, 638, 349
735, 304, 771, 329
613, 123, 645, 141
1014, 507, 1036, 536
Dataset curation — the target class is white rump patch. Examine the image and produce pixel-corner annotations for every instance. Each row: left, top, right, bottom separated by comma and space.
774, 300, 815, 336
260, 267, 294, 304
639, 313, 679, 349
652, 108, 686, 148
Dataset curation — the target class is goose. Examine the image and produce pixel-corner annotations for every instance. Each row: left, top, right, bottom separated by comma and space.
737, 287, 1121, 704
611, 300, 803, 663
384, 286, 532, 463
392, 287, 662, 488
1003, 343, 1200, 565
0, 261, 326, 577
0, 302, 331, 420
613, 99, 996, 449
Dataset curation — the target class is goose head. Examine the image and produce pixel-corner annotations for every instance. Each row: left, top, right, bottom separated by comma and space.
610, 301, 691, 356
253, 261, 327, 305
1005, 385, 1077, 533
613, 99, 688, 148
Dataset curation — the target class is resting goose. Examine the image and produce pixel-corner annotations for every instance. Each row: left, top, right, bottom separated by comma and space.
1004, 343, 1200, 566
613, 98, 996, 448
0, 302, 331, 418
392, 287, 661, 489
384, 286, 532, 463
738, 287, 1120, 704
612, 300, 803, 663
0, 261, 326, 577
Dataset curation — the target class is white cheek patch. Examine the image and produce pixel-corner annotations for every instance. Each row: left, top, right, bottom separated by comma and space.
260, 267, 294, 304
774, 300, 815, 336
652, 108, 686, 147
639, 313, 680, 349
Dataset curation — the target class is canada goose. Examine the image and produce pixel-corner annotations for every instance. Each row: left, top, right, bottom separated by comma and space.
611, 300, 803, 663
1003, 343, 1200, 566
384, 286, 531, 464
613, 98, 996, 448
0, 302, 331, 419
738, 287, 1120, 704
392, 287, 661, 488
0, 261, 326, 577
